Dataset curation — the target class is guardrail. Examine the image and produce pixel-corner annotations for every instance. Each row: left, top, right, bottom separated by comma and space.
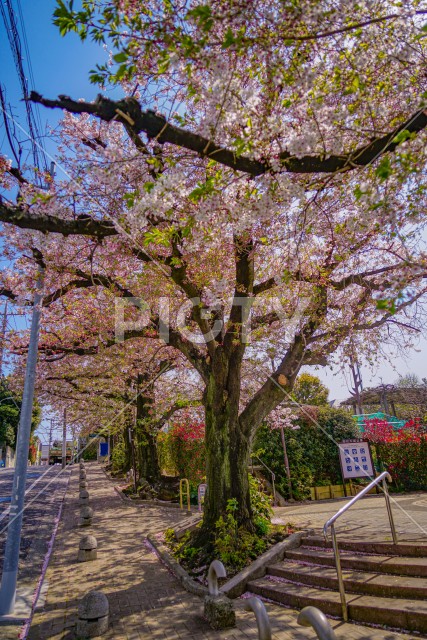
323, 470, 397, 621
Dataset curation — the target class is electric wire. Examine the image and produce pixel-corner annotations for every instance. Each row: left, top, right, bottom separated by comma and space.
0, 0, 48, 178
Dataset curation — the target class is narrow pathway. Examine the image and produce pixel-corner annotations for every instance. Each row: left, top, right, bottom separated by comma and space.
28, 463, 420, 640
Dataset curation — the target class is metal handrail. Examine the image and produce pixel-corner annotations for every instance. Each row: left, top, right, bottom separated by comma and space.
323, 470, 397, 622
244, 598, 335, 640
244, 597, 271, 640
207, 560, 226, 597
250, 455, 276, 505
298, 606, 337, 640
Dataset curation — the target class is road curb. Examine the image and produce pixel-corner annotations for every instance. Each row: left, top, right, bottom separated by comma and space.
146, 535, 208, 597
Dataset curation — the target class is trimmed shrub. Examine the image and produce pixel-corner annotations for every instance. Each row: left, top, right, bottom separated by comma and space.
158, 414, 206, 483
254, 407, 358, 500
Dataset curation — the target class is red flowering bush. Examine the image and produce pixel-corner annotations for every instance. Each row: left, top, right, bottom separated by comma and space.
363, 417, 427, 491
28, 443, 37, 465
363, 418, 395, 443
158, 413, 206, 483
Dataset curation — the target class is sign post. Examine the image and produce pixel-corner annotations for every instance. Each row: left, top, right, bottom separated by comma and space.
197, 483, 207, 512
338, 439, 375, 496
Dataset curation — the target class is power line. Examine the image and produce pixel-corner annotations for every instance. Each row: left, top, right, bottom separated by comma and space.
0, 0, 48, 178
14, 0, 45, 144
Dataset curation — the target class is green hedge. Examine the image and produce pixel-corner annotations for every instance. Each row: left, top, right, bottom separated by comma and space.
254, 407, 358, 500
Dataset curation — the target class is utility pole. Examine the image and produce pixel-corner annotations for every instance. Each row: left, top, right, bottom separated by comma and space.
0, 300, 8, 378
70, 423, 76, 464
128, 423, 137, 494
269, 354, 294, 501
279, 426, 294, 501
47, 418, 54, 466
350, 353, 364, 415
0, 267, 44, 615
62, 408, 67, 469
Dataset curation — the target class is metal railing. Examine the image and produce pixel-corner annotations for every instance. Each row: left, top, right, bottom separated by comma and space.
323, 471, 397, 621
250, 455, 276, 505
207, 561, 337, 640
244, 596, 337, 640
298, 606, 337, 640
208, 560, 227, 597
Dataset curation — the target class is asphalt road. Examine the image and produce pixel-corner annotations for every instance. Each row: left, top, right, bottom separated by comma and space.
0, 465, 70, 574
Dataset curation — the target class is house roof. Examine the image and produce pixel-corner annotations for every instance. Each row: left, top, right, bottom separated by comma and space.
341, 384, 427, 407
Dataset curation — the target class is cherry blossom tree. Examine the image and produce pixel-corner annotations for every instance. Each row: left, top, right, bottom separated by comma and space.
2, 0, 427, 535
8, 278, 202, 482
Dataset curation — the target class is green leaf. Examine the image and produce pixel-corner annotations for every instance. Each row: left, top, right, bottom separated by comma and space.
114, 63, 129, 81
186, 5, 213, 32
143, 228, 171, 248
392, 129, 412, 145
189, 177, 216, 202
376, 298, 396, 313
375, 157, 392, 181
113, 51, 128, 63
222, 27, 235, 48
353, 185, 363, 200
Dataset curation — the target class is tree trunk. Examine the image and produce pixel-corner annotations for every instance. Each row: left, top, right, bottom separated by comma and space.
201, 349, 253, 535
135, 425, 160, 482
135, 374, 161, 483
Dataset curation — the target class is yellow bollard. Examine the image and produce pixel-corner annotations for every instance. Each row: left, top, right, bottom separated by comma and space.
179, 478, 191, 512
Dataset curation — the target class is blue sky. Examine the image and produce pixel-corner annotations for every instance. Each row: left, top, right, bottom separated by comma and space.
0, 1, 426, 423
0, 1, 121, 169
0, 0, 116, 443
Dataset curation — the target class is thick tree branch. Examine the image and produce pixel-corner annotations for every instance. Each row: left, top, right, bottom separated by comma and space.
240, 287, 328, 431
253, 277, 277, 296
165, 238, 218, 355
0, 200, 117, 237
254, 263, 427, 298
224, 235, 255, 351
29, 91, 427, 176
36, 315, 210, 383
154, 398, 201, 430
0, 287, 17, 301
308, 289, 427, 347
282, 10, 427, 42
73, 270, 135, 298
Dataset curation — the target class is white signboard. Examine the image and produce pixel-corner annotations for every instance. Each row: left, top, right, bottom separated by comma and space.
338, 440, 374, 480
198, 483, 207, 512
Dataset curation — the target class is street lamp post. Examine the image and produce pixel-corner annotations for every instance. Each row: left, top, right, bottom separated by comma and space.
279, 426, 294, 501
0, 268, 44, 615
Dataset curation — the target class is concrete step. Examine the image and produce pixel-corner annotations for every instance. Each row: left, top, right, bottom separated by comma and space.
247, 576, 427, 633
267, 560, 427, 599
302, 535, 427, 558
286, 547, 427, 577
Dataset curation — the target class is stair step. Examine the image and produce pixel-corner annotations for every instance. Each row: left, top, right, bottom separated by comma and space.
286, 547, 427, 577
247, 576, 427, 633
267, 560, 427, 599
302, 535, 427, 557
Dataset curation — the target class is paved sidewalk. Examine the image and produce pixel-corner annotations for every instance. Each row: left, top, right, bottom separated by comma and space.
273, 492, 427, 541
26, 464, 423, 640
